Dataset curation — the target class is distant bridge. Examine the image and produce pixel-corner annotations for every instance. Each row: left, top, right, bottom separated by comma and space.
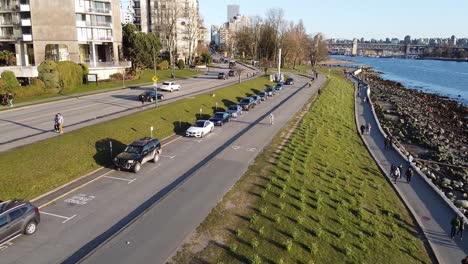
328, 42, 428, 58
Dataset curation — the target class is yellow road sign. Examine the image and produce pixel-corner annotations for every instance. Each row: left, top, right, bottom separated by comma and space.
152, 76, 158, 83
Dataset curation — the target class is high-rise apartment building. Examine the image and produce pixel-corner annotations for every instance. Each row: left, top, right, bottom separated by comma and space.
0, 0, 124, 78
227, 4, 239, 22
132, 0, 203, 62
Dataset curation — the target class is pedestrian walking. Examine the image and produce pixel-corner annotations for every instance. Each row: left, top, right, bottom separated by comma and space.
390, 163, 397, 183
140, 95, 145, 105
57, 113, 64, 134
384, 136, 390, 150
269, 113, 274, 125
7, 92, 13, 107
53, 114, 59, 132
363, 96, 367, 103
394, 166, 401, 182
389, 136, 394, 148
1, 92, 7, 105
318, 88, 321, 95
366, 123, 372, 134
407, 153, 414, 166
398, 164, 403, 179
360, 124, 365, 135
458, 216, 465, 240
405, 167, 413, 183
451, 215, 461, 239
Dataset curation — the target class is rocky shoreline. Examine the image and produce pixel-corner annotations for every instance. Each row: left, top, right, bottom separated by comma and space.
363, 71, 468, 213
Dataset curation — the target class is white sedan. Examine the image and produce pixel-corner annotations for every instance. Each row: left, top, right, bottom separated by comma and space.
185, 120, 214, 138
159, 81, 181, 92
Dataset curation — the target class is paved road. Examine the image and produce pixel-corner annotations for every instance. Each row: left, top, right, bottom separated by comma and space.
0, 73, 324, 264
353, 77, 468, 263
0, 63, 254, 152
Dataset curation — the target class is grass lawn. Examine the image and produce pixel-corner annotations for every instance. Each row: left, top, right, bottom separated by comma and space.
0, 76, 273, 201
12, 69, 200, 104
170, 69, 431, 263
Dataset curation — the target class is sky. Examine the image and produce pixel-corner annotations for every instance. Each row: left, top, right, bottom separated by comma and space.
198, 0, 468, 40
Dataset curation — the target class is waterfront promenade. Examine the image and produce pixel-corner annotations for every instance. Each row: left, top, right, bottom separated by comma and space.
352, 76, 468, 263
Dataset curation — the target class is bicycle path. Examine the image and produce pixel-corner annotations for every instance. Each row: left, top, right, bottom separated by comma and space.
353, 76, 468, 264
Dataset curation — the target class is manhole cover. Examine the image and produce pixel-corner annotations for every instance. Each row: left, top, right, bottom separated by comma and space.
422, 216, 431, 221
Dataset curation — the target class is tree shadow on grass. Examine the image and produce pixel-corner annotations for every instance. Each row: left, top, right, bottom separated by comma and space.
211, 240, 250, 263
251, 88, 261, 94
222, 99, 236, 108
195, 113, 212, 120
173, 121, 192, 136
94, 138, 127, 167
236, 96, 244, 102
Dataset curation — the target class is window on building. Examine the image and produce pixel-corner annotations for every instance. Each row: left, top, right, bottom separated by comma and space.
45, 44, 69, 61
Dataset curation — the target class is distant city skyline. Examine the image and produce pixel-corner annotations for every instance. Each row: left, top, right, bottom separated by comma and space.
198, 0, 467, 40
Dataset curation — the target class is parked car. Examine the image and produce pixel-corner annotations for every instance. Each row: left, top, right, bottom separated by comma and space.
159, 81, 181, 92
251, 95, 262, 104
186, 120, 214, 137
265, 86, 276, 96
239, 97, 256, 111
274, 83, 284, 91
0, 199, 40, 244
229, 61, 237, 68
226, 104, 243, 118
285, 78, 295, 85
257, 92, 267, 101
114, 137, 161, 173
209, 112, 231, 126
228, 70, 236, 77
218, 72, 228, 80
138, 90, 164, 102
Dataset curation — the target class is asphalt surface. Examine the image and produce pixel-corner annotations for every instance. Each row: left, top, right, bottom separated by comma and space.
0, 63, 255, 152
0, 73, 323, 264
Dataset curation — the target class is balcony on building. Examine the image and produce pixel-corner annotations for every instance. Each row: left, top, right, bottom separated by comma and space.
20, 17, 30, 26
19, 0, 29, 12
75, 0, 111, 14
0, 0, 19, 12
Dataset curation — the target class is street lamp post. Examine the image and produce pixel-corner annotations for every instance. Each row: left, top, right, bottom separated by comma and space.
151, 42, 158, 108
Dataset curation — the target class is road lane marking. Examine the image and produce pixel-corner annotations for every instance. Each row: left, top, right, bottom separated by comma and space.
0, 234, 20, 251
41, 211, 77, 223
103, 175, 137, 184
248, 148, 257, 152
160, 155, 176, 159
232, 145, 241, 150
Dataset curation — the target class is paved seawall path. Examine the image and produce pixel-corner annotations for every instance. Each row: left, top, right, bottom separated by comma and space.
352, 75, 468, 263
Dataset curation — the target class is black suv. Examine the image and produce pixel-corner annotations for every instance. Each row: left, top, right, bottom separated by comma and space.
139, 90, 164, 102
114, 137, 162, 173
218, 72, 227, 80
0, 200, 40, 244
239, 97, 256, 111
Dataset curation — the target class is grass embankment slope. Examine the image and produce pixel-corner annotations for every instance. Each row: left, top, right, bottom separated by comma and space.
13, 69, 199, 104
171, 70, 431, 263
0, 77, 273, 200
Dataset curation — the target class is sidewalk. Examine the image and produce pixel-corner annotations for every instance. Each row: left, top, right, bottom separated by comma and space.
353, 77, 468, 263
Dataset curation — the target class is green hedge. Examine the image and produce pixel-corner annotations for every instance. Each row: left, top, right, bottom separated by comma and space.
38, 60, 61, 91
157, 60, 169, 70
1, 70, 20, 89
177, 59, 185, 69
57, 61, 83, 93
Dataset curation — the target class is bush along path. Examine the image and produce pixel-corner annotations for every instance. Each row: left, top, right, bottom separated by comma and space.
0, 76, 272, 201
170, 69, 432, 264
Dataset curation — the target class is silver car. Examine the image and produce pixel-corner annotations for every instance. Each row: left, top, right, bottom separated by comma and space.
0, 200, 41, 244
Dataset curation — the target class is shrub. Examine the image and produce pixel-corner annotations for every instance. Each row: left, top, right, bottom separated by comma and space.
177, 59, 185, 69
79, 63, 89, 76
57, 61, 83, 93
31, 78, 46, 89
109, 73, 123, 80
157, 60, 169, 70
38, 60, 60, 91
1, 71, 20, 89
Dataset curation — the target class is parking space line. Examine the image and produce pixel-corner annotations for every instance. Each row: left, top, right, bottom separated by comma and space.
0, 234, 21, 251
41, 211, 77, 223
160, 154, 176, 159
103, 175, 136, 184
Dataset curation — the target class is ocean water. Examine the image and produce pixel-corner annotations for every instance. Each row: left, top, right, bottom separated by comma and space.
332, 55, 468, 105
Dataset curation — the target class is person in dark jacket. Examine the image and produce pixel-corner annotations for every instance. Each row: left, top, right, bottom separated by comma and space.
458, 216, 465, 240
406, 167, 413, 183
451, 215, 461, 239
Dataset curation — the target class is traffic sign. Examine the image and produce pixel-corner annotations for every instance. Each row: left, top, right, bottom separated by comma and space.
152, 76, 158, 83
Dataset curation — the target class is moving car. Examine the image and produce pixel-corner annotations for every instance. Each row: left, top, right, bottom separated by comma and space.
186, 120, 214, 137
285, 78, 295, 85
228, 70, 236, 77
265, 86, 276, 96
159, 81, 181, 92
226, 104, 243, 118
218, 72, 228, 80
239, 97, 256, 111
257, 92, 267, 101
138, 90, 164, 102
229, 61, 236, 68
274, 83, 284, 91
114, 137, 161, 173
0, 199, 41, 244
209, 112, 231, 126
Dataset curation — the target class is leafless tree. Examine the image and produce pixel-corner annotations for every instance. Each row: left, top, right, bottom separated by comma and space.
184, 0, 199, 66
157, 1, 182, 68
306, 33, 329, 66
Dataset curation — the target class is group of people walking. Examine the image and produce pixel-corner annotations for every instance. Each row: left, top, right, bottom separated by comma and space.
1, 92, 14, 107
390, 163, 413, 184
53, 113, 64, 134
360, 123, 372, 135
451, 215, 465, 240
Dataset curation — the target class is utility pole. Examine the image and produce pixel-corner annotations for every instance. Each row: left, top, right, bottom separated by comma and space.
278, 48, 282, 82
